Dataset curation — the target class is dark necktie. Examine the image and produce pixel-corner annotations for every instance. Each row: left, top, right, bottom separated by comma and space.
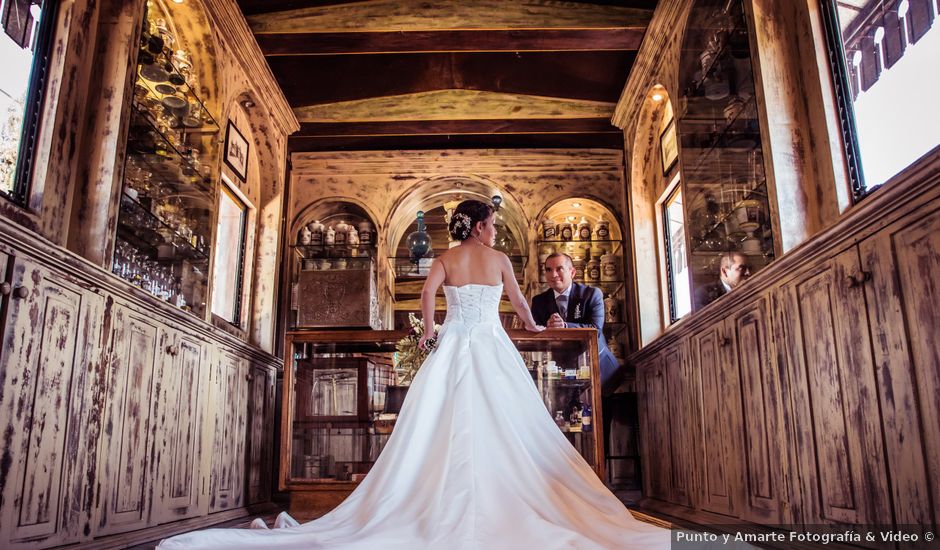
556, 294, 568, 319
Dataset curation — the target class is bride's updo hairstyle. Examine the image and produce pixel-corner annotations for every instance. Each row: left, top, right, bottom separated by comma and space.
448, 199, 494, 241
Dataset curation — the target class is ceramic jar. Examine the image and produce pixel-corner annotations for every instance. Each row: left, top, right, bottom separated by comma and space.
309, 220, 324, 245
542, 218, 557, 240
335, 220, 349, 245
577, 217, 592, 241
601, 254, 619, 282
586, 259, 601, 283
299, 225, 312, 245
358, 221, 373, 245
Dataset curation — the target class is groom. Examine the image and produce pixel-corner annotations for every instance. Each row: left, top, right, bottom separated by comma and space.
531, 252, 619, 391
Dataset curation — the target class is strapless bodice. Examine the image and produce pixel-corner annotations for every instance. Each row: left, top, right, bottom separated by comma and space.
442, 283, 503, 325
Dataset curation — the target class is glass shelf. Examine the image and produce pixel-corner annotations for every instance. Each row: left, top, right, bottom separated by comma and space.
118, 192, 209, 261
293, 244, 376, 260
389, 255, 527, 278
111, 2, 220, 319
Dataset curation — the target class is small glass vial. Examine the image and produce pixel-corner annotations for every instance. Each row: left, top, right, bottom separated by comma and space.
554, 411, 567, 430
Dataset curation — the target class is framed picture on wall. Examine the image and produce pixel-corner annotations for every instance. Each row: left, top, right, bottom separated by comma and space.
660, 119, 678, 175
224, 121, 249, 181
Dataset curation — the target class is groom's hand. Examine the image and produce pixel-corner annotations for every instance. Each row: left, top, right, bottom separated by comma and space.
547, 313, 566, 329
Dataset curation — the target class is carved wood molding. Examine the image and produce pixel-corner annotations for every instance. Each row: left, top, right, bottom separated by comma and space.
626, 147, 940, 362
0, 218, 284, 368
200, 0, 298, 135
612, 0, 687, 130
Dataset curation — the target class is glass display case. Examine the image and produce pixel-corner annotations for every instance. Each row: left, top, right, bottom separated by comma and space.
678, 0, 775, 309
111, 1, 219, 318
281, 329, 604, 515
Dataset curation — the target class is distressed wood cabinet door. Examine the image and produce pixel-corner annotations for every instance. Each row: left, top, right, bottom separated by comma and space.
662, 343, 693, 507
94, 302, 161, 536
776, 249, 890, 529
154, 328, 211, 523
0, 253, 104, 547
638, 354, 672, 502
247, 364, 277, 505
859, 205, 940, 528
210, 352, 248, 512
726, 298, 788, 524
690, 322, 741, 517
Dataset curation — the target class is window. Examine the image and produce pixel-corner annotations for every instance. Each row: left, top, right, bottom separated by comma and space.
662, 184, 692, 323
211, 182, 248, 325
1, 0, 58, 203
821, 0, 940, 197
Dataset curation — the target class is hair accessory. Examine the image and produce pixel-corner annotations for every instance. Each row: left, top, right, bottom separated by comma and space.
451, 212, 472, 240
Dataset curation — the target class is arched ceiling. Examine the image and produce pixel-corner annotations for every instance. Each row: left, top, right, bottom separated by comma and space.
235, 0, 658, 151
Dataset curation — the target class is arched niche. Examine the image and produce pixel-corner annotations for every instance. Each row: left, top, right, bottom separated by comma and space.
630, 85, 675, 344
384, 175, 527, 261
536, 197, 624, 242
292, 199, 379, 242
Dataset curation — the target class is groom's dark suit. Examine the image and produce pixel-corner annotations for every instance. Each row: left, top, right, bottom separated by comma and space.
531, 282, 619, 387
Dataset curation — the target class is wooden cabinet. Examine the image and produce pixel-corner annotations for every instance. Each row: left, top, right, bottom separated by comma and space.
94, 302, 162, 536
690, 322, 740, 517
0, 252, 104, 547
776, 248, 890, 527
209, 351, 249, 512
859, 206, 940, 527
637, 344, 693, 508
247, 363, 277, 505
631, 165, 940, 535
726, 299, 787, 524
153, 329, 212, 523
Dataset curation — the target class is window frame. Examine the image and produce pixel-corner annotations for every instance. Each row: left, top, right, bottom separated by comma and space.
819, 0, 870, 201
213, 180, 249, 327
1, 0, 60, 205
659, 177, 690, 325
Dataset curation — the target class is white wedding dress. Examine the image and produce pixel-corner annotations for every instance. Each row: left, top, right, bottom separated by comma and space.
158, 284, 669, 549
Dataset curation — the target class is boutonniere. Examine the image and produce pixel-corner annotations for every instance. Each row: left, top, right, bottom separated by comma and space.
573, 303, 582, 319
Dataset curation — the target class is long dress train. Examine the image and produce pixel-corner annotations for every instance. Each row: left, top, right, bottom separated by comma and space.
158, 284, 670, 549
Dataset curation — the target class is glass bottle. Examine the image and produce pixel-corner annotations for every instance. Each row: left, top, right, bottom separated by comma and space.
581, 403, 593, 433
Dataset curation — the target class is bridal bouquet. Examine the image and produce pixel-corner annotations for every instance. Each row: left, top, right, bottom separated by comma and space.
394, 313, 440, 385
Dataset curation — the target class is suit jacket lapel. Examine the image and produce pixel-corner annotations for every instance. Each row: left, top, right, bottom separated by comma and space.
567, 283, 582, 322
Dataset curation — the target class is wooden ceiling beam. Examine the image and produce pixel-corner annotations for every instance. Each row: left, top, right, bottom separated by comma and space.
296, 118, 619, 136
256, 28, 646, 55
287, 133, 625, 152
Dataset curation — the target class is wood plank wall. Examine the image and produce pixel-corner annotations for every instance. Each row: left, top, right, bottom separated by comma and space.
0, 0, 295, 546
0, 218, 281, 548
629, 150, 940, 533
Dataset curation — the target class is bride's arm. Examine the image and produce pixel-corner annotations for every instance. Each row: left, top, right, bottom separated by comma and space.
500, 254, 544, 332
419, 259, 446, 348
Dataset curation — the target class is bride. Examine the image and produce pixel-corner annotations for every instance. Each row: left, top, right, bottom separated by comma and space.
158, 200, 669, 549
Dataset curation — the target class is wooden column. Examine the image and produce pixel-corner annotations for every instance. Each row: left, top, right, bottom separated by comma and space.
67, 0, 145, 267
747, 0, 853, 252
